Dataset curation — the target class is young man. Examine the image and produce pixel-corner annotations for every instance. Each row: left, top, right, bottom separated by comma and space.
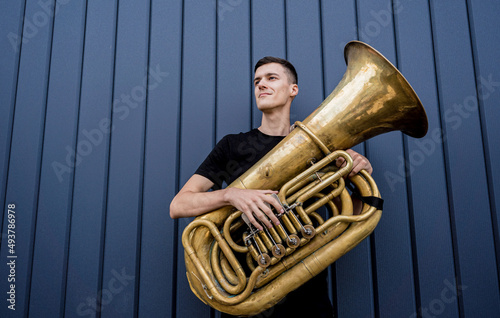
170, 57, 372, 317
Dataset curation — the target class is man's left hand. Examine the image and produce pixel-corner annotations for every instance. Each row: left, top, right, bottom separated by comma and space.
336, 149, 373, 177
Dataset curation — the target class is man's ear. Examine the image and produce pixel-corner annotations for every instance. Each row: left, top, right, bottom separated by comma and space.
290, 84, 299, 97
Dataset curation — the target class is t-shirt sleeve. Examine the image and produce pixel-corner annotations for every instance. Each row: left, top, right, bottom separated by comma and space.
194, 136, 230, 190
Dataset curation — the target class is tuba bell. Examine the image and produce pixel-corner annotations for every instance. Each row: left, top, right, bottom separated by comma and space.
181, 41, 428, 316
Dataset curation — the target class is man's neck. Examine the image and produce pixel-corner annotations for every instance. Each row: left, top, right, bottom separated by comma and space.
258, 110, 290, 136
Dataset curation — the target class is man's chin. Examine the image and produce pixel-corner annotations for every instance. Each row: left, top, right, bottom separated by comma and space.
256, 103, 276, 111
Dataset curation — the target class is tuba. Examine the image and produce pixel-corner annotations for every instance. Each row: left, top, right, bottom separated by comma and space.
182, 41, 428, 316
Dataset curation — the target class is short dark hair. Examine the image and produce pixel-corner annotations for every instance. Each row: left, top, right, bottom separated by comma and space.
254, 56, 298, 84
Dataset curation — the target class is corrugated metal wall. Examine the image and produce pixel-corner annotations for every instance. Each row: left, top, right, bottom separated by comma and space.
0, 0, 499, 317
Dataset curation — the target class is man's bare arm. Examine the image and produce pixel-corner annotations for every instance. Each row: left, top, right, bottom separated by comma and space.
169, 174, 283, 230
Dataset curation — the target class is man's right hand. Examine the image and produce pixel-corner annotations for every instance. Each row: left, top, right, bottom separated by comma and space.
223, 188, 283, 231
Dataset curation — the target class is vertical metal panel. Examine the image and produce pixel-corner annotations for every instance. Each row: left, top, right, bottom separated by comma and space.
28, 1, 86, 316
99, 0, 151, 317
286, 0, 324, 121
430, 0, 500, 316
138, 0, 182, 317
467, 0, 500, 295
176, 1, 216, 317
216, 0, 252, 139
251, 0, 286, 128
178, 0, 217, 185
0, 0, 55, 316
395, 1, 458, 317
0, 0, 25, 239
63, 1, 118, 316
320, 0, 358, 94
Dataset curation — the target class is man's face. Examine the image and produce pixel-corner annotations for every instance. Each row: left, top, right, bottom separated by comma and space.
254, 63, 298, 112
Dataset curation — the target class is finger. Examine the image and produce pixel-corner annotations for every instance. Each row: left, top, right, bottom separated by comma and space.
336, 157, 346, 168
240, 207, 263, 231
258, 189, 278, 195
345, 149, 362, 171
364, 159, 373, 174
348, 156, 362, 177
348, 166, 359, 177
347, 157, 358, 176
262, 195, 284, 219
256, 200, 280, 226
349, 156, 371, 177
248, 202, 273, 229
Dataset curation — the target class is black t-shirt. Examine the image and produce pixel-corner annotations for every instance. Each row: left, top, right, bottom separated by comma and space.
195, 128, 334, 318
195, 129, 284, 189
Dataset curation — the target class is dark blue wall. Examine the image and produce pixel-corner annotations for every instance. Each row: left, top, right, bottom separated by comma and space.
1, 0, 499, 317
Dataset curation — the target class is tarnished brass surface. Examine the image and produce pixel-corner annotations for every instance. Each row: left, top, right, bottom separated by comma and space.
181, 41, 428, 316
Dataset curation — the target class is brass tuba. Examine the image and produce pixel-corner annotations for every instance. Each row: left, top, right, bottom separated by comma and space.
182, 41, 428, 316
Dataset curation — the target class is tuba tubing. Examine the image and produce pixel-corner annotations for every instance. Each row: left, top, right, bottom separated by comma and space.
182, 41, 428, 316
